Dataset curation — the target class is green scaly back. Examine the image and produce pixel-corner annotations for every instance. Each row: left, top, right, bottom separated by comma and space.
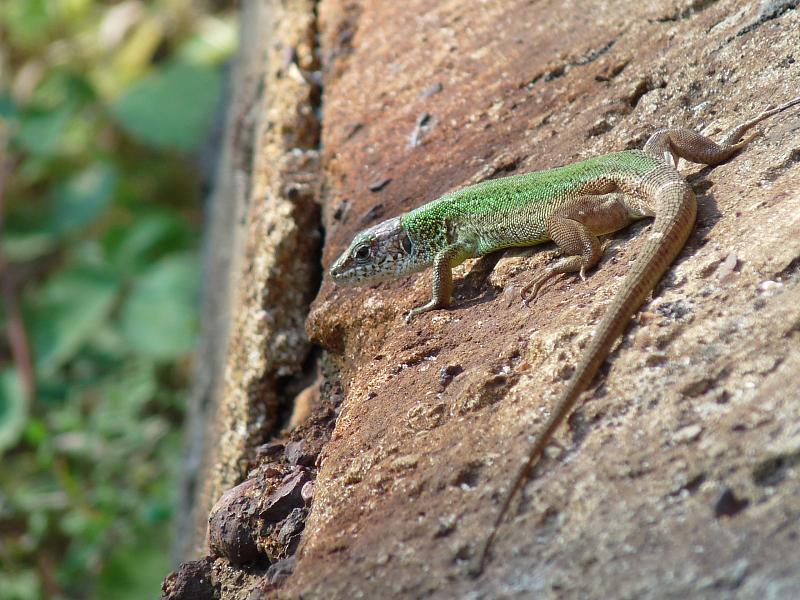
401, 150, 661, 257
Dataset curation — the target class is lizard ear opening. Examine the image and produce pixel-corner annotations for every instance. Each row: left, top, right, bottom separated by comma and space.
400, 230, 413, 255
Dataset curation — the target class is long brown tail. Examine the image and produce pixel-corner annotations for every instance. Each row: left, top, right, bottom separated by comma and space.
471, 96, 800, 576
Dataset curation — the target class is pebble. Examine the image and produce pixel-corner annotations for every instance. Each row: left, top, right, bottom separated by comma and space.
673, 424, 703, 444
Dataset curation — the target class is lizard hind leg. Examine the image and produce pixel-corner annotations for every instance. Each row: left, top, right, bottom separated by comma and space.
644, 96, 800, 167
521, 193, 631, 303
644, 128, 755, 167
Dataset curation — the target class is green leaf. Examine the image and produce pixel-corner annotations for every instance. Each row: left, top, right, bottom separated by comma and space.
110, 61, 222, 151
103, 212, 193, 275
177, 15, 238, 65
0, 94, 17, 118
92, 363, 157, 433
15, 106, 71, 156
48, 163, 117, 236
97, 533, 170, 600
2, 0, 52, 51
0, 369, 28, 454
0, 568, 42, 600
3, 164, 117, 261
31, 69, 97, 112
1, 230, 56, 262
29, 266, 120, 376
119, 253, 198, 360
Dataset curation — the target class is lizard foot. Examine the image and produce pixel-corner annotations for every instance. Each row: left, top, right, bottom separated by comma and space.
521, 271, 559, 305
405, 298, 450, 322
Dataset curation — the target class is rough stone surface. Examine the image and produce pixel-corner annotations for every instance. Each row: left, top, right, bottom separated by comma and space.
187, 0, 323, 558
297, 0, 800, 598
175, 0, 272, 563
161, 557, 218, 600
284, 440, 318, 467
175, 0, 800, 598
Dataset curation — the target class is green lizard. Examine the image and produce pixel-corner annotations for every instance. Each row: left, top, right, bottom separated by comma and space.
329, 96, 800, 574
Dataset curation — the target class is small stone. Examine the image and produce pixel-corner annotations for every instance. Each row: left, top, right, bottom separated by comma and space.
207, 479, 262, 565
725, 558, 749, 588
266, 556, 297, 585
409, 112, 434, 146
261, 468, 312, 523
644, 351, 668, 367
714, 252, 738, 282
434, 514, 458, 538
262, 465, 284, 479
344, 464, 363, 485
655, 299, 692, 320
391, 454, 420, 471
673, 424, 703, 444
758, 280, 782, 293
285, 440, 317, 467
281, 46, 297, 70
301, 480, 314, 502
503, 284, 518, 307
757, 0, 794, 21
256, 442, 285, 461
161, 557, 216, 600
278, 508, 306, 554
680, 378, 713, 397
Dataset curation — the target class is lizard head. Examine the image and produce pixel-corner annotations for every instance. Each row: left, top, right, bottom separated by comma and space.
329, 216, 418, 286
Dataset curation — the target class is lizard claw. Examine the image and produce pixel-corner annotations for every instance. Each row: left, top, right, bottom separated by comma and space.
520, 283, 535, 306
521, 271, 555, 305
405, 299, 445, 322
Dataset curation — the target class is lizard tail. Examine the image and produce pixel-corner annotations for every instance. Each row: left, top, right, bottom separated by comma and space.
471, 168, 696, 576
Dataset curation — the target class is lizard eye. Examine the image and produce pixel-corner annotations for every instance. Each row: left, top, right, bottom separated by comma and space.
353, 244, 372, 263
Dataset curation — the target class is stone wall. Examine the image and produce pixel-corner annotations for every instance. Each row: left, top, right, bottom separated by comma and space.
167, 1, 800, 598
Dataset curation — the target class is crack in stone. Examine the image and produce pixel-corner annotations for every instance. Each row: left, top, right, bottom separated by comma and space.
737, 0, 798, 37
526, 39, 617, 89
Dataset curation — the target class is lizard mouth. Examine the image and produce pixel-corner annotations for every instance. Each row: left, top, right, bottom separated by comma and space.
328, 259, 353, 284
329, 254, 372, 286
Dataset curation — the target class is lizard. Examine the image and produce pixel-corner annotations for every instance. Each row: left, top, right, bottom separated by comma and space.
328, 96, 800, 574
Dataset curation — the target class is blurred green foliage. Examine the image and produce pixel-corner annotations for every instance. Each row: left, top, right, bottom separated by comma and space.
0, 1, 237, 598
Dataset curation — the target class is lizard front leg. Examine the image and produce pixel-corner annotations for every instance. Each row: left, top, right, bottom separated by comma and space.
407, 243, 471, 321
522, 192, 633, 301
